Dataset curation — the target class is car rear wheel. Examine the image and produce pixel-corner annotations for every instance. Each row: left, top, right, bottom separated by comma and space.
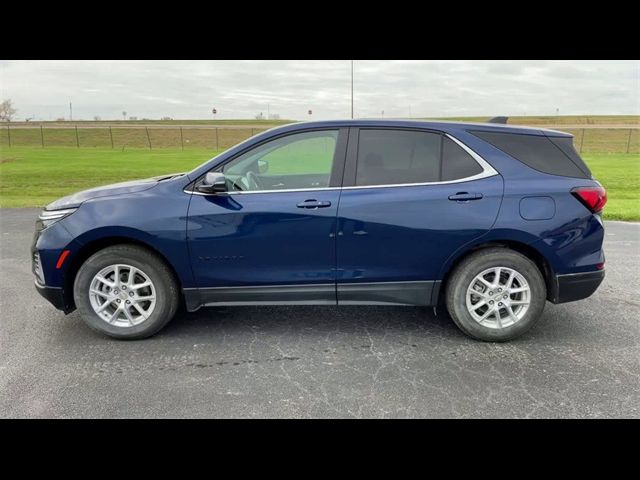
445, 248, 546, 342
73, 244, 179, 339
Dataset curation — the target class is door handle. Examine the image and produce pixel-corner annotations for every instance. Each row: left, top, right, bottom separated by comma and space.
448, 192, 483, 202
296, 199, 332, 209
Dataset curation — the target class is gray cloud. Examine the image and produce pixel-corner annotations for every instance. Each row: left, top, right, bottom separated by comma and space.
1, 60, 638, 121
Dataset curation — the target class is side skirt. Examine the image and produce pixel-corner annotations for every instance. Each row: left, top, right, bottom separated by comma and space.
184, 284, 336, 311
338, 281, 439, 306
183, 281, 440, 311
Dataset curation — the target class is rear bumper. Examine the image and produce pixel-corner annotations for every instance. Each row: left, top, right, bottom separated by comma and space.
34, 281, 72, 312
549, 270, 605, 304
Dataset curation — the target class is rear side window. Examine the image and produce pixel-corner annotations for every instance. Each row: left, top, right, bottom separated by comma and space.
356, 129, 441, 186
547, 136, 592, 177
355, 129, 486, 186
470, 130, 590, 179
441, 136, 484, 181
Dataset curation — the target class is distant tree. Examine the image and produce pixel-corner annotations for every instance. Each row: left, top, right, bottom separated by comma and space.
269, 113, 280, 120
93, 115, 101, 121
122, 111, 127, 120
161, 117, 173, 121
129, 116, 138, 121
0, 99, 17, 121
255, 112, 264, 120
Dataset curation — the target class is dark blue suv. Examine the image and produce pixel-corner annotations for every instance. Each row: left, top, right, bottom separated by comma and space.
32, 120, 607, 341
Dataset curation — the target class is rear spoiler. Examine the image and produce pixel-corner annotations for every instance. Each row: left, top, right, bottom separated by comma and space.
487, 116, 509, 124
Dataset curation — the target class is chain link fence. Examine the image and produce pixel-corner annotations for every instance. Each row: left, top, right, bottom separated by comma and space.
1, 125, 638, 154
1, 125, 271, 151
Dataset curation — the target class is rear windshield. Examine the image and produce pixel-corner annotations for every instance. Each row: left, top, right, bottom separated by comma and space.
470, 130, 591, 179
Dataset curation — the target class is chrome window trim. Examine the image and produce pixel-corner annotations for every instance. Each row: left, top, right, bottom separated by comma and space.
445, 133, 498, 177
185, 133, 498, 196
344, 133, 497, 190
187, 186, 341, 196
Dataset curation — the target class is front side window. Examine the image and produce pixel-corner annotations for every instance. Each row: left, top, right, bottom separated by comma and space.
222, 130, 339, 192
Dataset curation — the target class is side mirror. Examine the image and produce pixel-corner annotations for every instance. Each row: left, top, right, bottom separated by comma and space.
258, 159, 269, 174
197, 172, 227, 194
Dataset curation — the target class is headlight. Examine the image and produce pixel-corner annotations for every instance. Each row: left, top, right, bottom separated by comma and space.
33, 251, 46, 285
38, 208, 78, 227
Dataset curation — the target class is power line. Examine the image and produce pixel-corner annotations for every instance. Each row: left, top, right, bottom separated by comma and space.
351, 60, 354, 119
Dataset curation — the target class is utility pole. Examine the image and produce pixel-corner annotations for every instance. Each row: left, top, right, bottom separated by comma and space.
351, 60, 354, 119
69, 101, 73, 121
267, 104, 270, 120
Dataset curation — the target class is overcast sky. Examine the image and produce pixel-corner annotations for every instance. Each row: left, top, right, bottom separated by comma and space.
1, 60, 638, 121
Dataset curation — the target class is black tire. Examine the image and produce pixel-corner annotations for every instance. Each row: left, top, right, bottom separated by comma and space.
73, 244, 179, 339
445, 247, 546, 342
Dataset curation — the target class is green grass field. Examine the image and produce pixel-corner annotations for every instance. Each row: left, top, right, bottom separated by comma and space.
1, 146, 638, 220
0, 147, 221, 208
583, 153, 640, 221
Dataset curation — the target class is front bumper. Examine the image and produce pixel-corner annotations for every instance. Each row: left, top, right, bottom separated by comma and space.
34, 281, 71, 312
549, 270, 605, 304
32, 211, 81, 314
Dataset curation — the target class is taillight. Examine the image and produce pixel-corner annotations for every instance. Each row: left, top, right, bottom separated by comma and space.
571, 186, 607, 213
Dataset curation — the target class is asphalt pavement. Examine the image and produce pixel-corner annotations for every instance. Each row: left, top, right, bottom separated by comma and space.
1, 208, 638, 418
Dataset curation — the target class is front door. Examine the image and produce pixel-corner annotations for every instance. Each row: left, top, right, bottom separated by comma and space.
187, 128, 347, 305
336, 128, 503, 305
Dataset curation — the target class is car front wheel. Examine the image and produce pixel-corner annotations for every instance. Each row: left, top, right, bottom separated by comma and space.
73, 244, 179, 339
445, 248, 547, 342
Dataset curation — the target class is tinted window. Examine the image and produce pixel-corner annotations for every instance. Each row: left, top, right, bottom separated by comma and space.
547, 136, 592, 177
222, 130, 338, 191
470, 130, 589, 178
356, 129, 441, 186
442, 136, 483, 181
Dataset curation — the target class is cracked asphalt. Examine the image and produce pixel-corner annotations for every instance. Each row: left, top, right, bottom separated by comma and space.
1, 208, 639, 418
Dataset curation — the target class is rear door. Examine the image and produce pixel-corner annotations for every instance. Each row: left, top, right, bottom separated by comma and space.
335, 127, 503, 305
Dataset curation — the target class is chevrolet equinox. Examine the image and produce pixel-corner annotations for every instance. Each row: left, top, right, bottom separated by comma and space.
32, 120, 607, 341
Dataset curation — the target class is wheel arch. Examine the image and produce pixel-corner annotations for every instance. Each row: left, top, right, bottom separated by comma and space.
63, 236, 185, 312
436, 239, 555, 305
